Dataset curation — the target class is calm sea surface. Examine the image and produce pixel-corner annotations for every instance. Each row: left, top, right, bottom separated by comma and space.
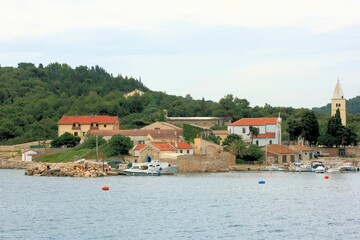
1, 170, 360, 240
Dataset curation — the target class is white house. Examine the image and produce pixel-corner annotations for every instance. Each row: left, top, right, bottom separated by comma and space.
21, 149, 38, 162
227, 117, 282, 146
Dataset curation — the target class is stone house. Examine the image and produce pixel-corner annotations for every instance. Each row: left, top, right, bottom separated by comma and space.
58, 115, 119, 139
212, 130, 229, 145
263, 144, 299, 164
227, 117, 282, 147
289, 145, 315, 161
87, 128, 183, 146
133, 142, 194, 162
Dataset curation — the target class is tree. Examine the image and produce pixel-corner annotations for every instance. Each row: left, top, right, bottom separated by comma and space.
228, 139, 247, 161
287, 120, 302, 143
249, 126, 259, 144
107, 134, 133, 156
300, 111, 320, 145
81, 136, 106, 149
243, 144, 264, 162
204, 132, 220, 145
222, 134, 242, 148
51, 132, 80, 148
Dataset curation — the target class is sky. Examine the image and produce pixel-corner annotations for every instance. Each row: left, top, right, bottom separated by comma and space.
1, 0, 359, 109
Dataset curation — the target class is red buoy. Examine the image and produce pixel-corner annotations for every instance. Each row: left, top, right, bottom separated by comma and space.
324, 175, 329, 179
102, 186, 109, 191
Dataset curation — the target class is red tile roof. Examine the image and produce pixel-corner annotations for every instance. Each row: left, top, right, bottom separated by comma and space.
266, 144, 298, 154
255, 133, 276, 139
171, 142, 193, 149
289, 145, 313, 151
228, 118, 278, 126
133, 144, 146, 151
151, 143, 176, 151
58, 116, 119, 125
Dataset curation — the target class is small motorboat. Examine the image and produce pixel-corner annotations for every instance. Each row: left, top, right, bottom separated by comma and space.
122, 163, 160, 176
259, 165, 285, 172
314, 166, 325, 174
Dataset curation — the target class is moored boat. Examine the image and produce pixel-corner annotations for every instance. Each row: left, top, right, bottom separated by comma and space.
259, 165, 285, 172
147, 160, 178, 175
122, 163, 160, 176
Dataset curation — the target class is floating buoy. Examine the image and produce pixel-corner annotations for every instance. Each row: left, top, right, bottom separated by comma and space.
324, 176, 329, 179
258, 180, 266, 184
102, 186, 110, 191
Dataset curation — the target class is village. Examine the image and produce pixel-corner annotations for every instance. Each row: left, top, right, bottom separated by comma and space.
1, 81, 359, 176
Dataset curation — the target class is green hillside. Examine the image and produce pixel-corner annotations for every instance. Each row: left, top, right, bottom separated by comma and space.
313, 96, 360, 114
0, 63, 359, 145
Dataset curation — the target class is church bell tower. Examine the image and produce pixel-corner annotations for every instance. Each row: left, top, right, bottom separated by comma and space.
331, 79, 346, 126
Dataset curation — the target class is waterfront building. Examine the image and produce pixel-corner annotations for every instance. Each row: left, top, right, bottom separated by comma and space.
331, 79, 346, 126
289, 145, 315, 161
263, 144, 299, 164
227, 116, 282, 147
57, 115, 120, 139
133, 142, 194, 161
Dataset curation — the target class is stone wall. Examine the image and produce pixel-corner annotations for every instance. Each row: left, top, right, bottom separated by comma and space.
162, 151, 236, 172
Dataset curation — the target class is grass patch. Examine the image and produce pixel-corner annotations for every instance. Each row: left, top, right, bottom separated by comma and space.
37, 149, 94, 163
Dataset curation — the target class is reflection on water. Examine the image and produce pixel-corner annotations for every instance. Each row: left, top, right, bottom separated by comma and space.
1, 170, 360, 239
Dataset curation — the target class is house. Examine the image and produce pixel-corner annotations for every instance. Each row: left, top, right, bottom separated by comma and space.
212, 130, 229, 145
263, 144, 299, 164
227, 117, 282, 146
140, 121, 182, 131
133, 142, 194, 162
58, 116, 119, 138
88, 128, 183, 146
289, 145, 315, 161
21, 149, 38, 162
124, 89, 145, 98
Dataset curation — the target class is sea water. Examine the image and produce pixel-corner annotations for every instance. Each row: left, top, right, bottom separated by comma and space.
1, 170, 360, 240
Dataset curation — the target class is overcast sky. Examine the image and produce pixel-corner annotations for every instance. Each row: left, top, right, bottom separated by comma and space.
1, 0, 359, 108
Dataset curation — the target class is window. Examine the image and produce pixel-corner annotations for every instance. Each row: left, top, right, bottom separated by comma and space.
138, 140, 145, 144
74, 132, 78, 136
180, 150, 183, 153
290, 155, 295, 162
91, 123, 94, 127
104, 124, 107, 128
73, 123, 76, 127
83, 132, 85, 136
269, 140, 273, 144
187, 150, 190, 154
256, 140, 259, 145
96, 124, 99, 127
242, 128, 246, 133
282, 155, 287, 163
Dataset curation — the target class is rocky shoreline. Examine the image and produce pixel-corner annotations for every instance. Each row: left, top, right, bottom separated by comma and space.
1, 158, 106, 177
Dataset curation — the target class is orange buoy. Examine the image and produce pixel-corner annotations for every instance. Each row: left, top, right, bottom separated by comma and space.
102, 186, 110, 191
324, 175, 329, 179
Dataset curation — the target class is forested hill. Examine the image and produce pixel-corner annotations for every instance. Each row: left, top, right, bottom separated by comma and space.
1, 63, 357, 145
312, 96, 360, 114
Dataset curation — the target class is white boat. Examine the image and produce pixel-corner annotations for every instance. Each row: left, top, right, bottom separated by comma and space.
326, 163, 341, 173
290, 162, 312, 172
314, 166, 325, 173
147, 160, 178, 175
311, 161, 325, 172
122, 163, 160, 176
260, 165, 285, 172
340, 163, 358, 172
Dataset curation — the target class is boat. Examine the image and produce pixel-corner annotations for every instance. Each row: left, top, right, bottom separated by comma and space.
311, 161, 325, 172
147, 160, 178, 175
326, 163, 341, 173
314, 166, 325, 173
340, 162, 358, 172
259, 165, 285, 172
122, 163, 161, 176
290, 162, 312, 172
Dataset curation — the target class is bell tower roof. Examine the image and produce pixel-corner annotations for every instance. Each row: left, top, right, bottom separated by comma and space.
332, 79, 344, 99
